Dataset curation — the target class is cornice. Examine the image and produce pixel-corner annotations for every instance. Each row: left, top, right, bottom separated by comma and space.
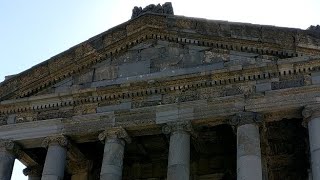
1, 14, 319, 101
0, 58, 319, 116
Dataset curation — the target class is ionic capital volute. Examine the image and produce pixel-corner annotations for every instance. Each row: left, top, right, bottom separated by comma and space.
229, 112, 263, 127
302, 104, 320, 127
98, 127, 131, 144
162, 120, 196, 137
42, 135, 69, 148
0, 139, 22, 157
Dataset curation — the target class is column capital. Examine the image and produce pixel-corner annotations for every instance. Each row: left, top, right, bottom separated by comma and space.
23, 166, 42, 177
98, 127, 131, 143
0, 140, 16, 151
229, 112, 263, 127
0, 139, 22, 157
302, 104, 320, 121
42, 135, 68, 148
162, 120, 195, 136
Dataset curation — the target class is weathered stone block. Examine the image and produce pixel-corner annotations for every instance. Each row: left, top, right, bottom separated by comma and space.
156, 105, 194, 124
53, 77, 72, 88
256, 83, 271, 92
182, 50, 203, 68
94, 66, 118, 81
7, 114, 16, 124
312, 72, 320, 84
204, 50, 229, 64
74, 70, 94, 85
118, 60, 150, 78
141, 47, 160, 61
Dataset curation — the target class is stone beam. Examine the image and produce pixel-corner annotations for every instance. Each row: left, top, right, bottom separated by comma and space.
67, 142, 87, 162
1, 140, 39, 167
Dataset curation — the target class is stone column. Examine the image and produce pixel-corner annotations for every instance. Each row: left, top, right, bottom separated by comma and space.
41, 135, 68, 180
23, 166, 42, 180
162, 121, 193, 180
98, 127, 131, 180
230, 112, 263, 180
0, 140, 16, 180
303, 106, 320, 180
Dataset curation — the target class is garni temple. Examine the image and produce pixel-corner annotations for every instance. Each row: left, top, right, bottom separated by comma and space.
0, 2, 320, 180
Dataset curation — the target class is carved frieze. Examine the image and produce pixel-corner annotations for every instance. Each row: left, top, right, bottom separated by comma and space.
271, 78, 304, 90
74, 103, 97, 115
0, 115, 7, 125
16, 112, 36, 123
37, 108, 74, 121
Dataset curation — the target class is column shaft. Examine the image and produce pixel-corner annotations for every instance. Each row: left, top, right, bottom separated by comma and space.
237, 124, 262, 180
41, 145, 67, 180
308, 117, 320, 180
0, 150, 15, 180
100, 138, 125, 180
167, 131, 190, 180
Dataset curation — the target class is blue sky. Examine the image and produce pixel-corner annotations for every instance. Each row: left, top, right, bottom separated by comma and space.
0, 0, 319, 179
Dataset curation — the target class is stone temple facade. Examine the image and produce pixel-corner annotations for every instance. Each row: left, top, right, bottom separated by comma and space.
0, 3, 320, 180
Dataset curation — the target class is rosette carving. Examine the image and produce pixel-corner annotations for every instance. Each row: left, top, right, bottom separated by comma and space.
98, 127, 131, 143
42, 135, 68, 148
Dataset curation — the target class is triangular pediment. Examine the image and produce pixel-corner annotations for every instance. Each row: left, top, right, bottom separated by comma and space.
1, 13, 320, 101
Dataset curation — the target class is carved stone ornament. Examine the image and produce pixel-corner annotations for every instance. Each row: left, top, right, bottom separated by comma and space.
229, 112, 263, 127
98, 127, 131, 144
23, 166, 42, 176
0, 139, 21, 156
131, 2, 174, 19
302, 104, 320, 126
162, 120, 196, 137
42, 135, 69, 148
